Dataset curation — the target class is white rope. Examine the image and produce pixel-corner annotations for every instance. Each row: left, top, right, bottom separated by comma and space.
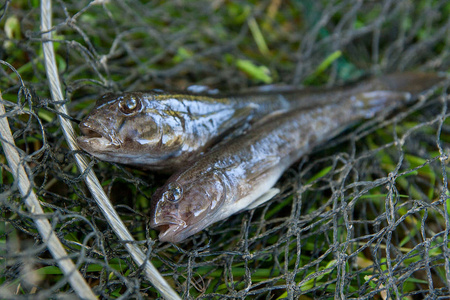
40, 0, 182, 299
0, 89, 97, 300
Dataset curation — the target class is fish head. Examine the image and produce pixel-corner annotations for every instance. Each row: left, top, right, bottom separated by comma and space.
77, 92, 186, 165
150, 170, 230, 243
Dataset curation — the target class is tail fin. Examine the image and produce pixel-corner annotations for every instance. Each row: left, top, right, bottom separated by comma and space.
377, 72, 445, 95
356, 72, 446, 118
353, 91, 411, 119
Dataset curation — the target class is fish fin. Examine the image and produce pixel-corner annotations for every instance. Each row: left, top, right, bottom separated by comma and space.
245, 188, 280, 210
378, 72, 446, 95
252, 109, 289, 127
245, 84, 297, 93
233, 103, 259, 121
215, 104, 258, 141
186, 85, 220, 95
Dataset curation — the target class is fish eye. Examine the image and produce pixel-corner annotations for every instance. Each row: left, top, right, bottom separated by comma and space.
119, 96, 141, 115
163, 183, 183, 203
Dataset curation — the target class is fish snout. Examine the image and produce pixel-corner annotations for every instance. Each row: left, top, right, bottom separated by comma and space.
150, 212, 186, 229
79, 119, 122, 147
79, 120, 103, 138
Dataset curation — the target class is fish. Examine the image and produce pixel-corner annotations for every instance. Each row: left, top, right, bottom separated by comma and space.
76, 73, 441, 171
149, 72, 444, 243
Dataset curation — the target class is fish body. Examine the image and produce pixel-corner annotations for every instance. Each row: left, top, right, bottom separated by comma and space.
77, 91, 251, 171
77, 73, 441, 171
150, 88, 416, 243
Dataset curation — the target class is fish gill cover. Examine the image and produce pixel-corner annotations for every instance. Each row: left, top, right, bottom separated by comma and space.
1, 0, 450, 299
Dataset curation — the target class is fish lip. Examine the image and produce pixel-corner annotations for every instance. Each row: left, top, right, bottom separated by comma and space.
158, 224, 189, 243
78, 120, 122, 147
151, 214, 186, 229
79, 121, 103, 138
151, 215, 187, 242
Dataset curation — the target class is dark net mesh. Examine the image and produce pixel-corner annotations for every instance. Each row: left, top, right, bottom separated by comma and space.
1, 0, 450, 299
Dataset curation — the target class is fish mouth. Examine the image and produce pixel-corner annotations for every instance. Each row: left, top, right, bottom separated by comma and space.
78, 120, 122, 149
80, 122, 103, 139
158, 224, 190, 243
151, 216, 188, 243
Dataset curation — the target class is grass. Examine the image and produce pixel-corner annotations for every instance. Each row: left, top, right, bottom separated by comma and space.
1, 0, 449, 298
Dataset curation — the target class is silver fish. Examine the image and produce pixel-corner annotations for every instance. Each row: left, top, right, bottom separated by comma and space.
77, 73, 440, 171
149, 77, 443, 242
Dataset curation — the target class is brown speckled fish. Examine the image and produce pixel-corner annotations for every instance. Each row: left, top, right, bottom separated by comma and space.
77, 73, 440, 171
149, 72, 443, 242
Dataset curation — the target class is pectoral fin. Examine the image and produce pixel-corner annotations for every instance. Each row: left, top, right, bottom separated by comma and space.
252, 109, 289, 127
216, 104, 258, 140
245, 188, 280, 210
229, 103, 258, 126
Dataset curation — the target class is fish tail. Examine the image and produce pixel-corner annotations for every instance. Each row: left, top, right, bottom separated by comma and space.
377, 72, 445, 95
352, 91, 411, 119
355, 72, 446, 119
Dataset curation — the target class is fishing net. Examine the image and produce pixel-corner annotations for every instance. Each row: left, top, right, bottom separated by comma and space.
1, 0, 450, 298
